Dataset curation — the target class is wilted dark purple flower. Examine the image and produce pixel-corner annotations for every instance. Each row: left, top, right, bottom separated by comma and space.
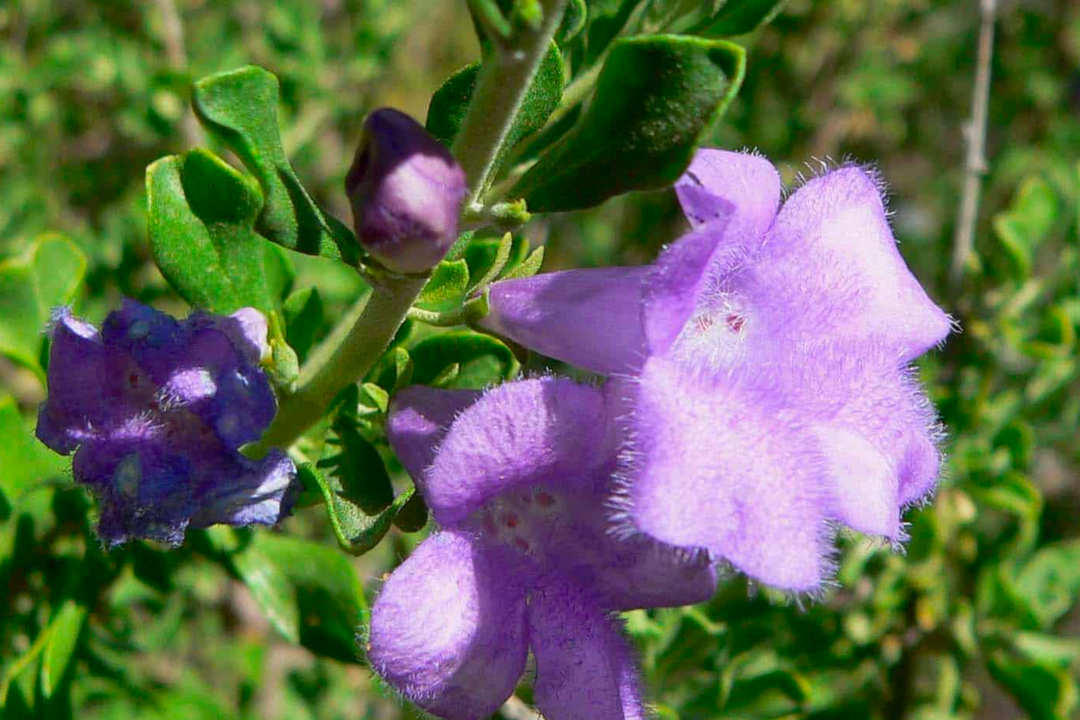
371, 378, 716, 720
478, 150, 952, 591
36, 300, 295, 546
345, 108, 467, 274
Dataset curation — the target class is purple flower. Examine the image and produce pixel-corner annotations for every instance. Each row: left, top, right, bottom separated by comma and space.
372, 378, 717, 720
345, 108, 468, 274
36, 300, 295, 546
478, 150, 952, 591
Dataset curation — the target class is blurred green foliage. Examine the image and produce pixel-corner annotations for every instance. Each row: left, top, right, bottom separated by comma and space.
2, 0, 1080, 719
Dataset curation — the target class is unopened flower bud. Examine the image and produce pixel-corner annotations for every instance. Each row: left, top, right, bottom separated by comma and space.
345, 108, 467, 274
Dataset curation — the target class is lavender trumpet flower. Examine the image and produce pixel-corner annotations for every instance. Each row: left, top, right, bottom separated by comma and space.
477, 150, 952, 591
36, 300, 295, 546
371, 378, 717, 720
345, 108, 467, 274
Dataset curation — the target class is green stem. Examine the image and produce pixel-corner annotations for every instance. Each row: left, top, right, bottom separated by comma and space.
451, 0, 569, 204
259, 1, 568, 452
259, 274, 427, 450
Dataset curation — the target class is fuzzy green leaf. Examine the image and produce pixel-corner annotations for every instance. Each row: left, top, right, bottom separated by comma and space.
426, 42, 564, 174
302, 461, 414, 556
0, 235, 86, 382
147, 150, 293, 315
417, 259, 471, 311
500, 244, 545, 280
191, 66, 358, 263
585, 0, 641, 64
557, 0, 587, 43
410, 330, 519, 389
1013, 539, 1080, 629
231, 530, 366, 663
0, 397, 68, 520
282, 286, 327, 363
511, 35, 745, 211
40, 600, 87, 698
692, 0, 791, 37
320, 423, 394, 516
988, 650, 1079, 720
994, 176, 1058, 278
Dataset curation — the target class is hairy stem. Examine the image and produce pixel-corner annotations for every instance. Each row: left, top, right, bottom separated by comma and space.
260, 1, 568, 451
949, 0, 997, 285
452, 0, 569, 205
259, 274, 427, 450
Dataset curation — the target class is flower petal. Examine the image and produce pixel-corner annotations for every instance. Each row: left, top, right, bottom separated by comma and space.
386, 386, 483, 481
593, 534, 718, 611
749, 166, 951, 361
73, 436, 197, 547
190, 449, 296, 528
222, 307, 271, 363
203, 362, 278, 447
369, 531, 528, 720
625, 356, 833, 591
780, 344, 943, 536
675, 149, 781, 235
642, 220, 740, 357
481, 268, 650, 375
422, 378, 609, 525
37, 309, 150, 454
529, 581, 645, 720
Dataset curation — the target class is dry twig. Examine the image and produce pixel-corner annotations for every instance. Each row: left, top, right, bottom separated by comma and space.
949, 0, 998, 284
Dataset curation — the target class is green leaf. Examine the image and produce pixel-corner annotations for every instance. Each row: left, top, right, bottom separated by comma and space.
557, 0, 587, 43
464, 234, 541, 284
691, 0, 791, 37
500, 245, 545, 280
320, 423, 394, 515
1022, 304, 1075, 359
585, 0, 642, 64
410, 330, 520, 389
191, 66, 358, 263
416, 259, 471, 311
302, 462, 414, 556
0, 623, 47, 709
147, 150, 285, 314
392, 491, 429, 532
1013, 632, 1080, 669
370, 346, 414, 393
40, 600, 87, 698
988, 650, 1079, 720
360, 383, 390, 414
468, 0, 513, 41
0, 396, 69, 519
970, 471, 1042, 555
0, 234, 86, 381
0, 598, 85, 709
430, 362, 462, 387
993, 420, 1034, 468
263, 243, 297, 303
426, 42, 564, 173
511, 35, 745, 211
282, 286, 327, 363
231, 530, 366, 663
467, 232, 514, 289
995, 176, 1058, 278
1013, 539, 1080, 628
